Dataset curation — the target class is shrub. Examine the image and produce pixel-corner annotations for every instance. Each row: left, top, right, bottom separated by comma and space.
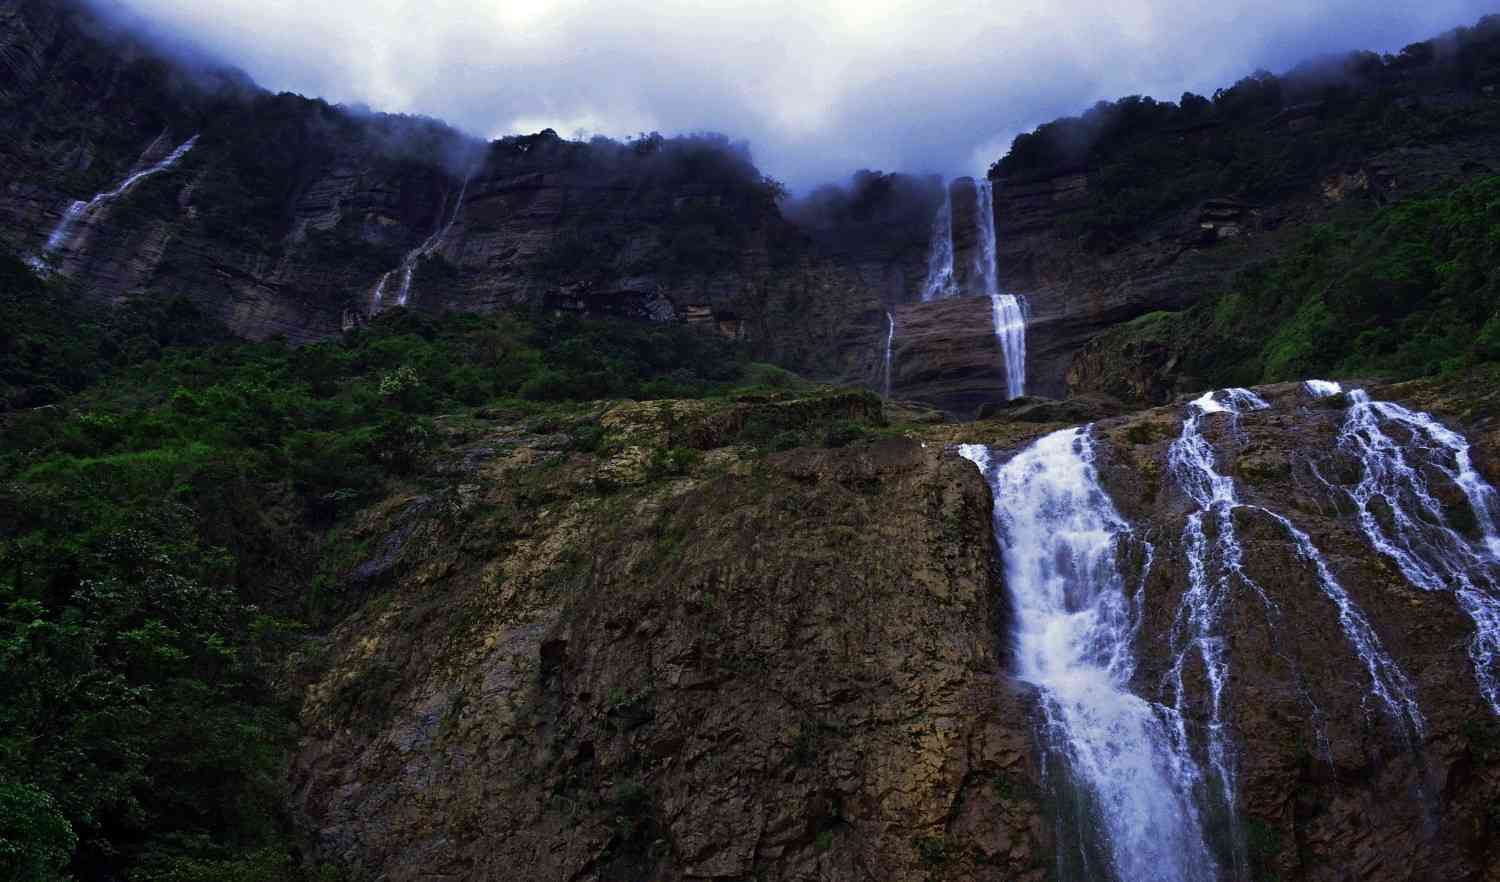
647, 446, 700, 478
822, 420, 869, 449
0, 781, 77, 882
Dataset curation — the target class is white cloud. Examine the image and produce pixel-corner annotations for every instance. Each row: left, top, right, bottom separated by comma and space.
110, 0, 1491, 188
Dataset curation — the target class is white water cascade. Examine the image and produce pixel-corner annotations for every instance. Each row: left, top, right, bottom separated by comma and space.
1169, 388, 1424, 764
1165, 389, 1282, 818
973, 180, 1027, 399
961, 431, 1216, 882
989, 291, 1027, 400
918, 187, 957, 301
882, 311, 896, 399
1310, 381, 1500, 713
29, 133, 199, 272
371, 173, 473, 312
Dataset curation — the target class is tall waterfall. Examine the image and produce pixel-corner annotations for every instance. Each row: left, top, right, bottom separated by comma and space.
1311, 381, 1500, 713
973, 180, 1026, 399
372, 173, 473, 313
961, 432, 1216, 882
918, 187, 957, 302
29, 133, 199, 272
972, 179, 999, 296
882, 311, 896, 399
989, 291, 1027, 400
1170, 388, 1424, 758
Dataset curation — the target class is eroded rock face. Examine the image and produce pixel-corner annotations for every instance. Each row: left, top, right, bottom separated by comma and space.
291, 434, 1053, 882
886, 295, 1010, 418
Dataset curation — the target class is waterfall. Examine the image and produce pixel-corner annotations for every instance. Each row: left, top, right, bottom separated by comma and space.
1313, 381, 1500, 713
918, 187, 956, 302
369, 271, 395, 312
972, 180, 998, 296
1169, 388, 1424, 760
1165, 390, 1280, 820
882, 311, 896, 399
914, 179, 1027, 397
973, 179, 1026, 399
961, 431, 1216, 882
29, 133, 199, 272
372, 173, 473, 313
990, 292, 1027, 400
398, 174, 472, 306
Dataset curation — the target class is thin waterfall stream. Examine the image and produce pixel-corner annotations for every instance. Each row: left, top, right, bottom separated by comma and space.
371, 172, 474, 312
1169, 387, 1425, 759
919, 187, 957, 302
29, 133, 200, 272
1309, 380, 1500, 713
882, 310, 895, 399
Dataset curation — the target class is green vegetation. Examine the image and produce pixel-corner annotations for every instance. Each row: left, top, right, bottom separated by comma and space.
0, 256, 228, 410
1095, 175, 1500, 385
519, 131, 794, 279
993, 16, 1500, 250
0, 250, 782, 880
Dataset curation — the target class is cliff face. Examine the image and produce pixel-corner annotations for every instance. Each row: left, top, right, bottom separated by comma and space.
0, 0, 935, 400
289, 410, 1058, 882
985, 20, 1500, 404
289, 371, 1500, 881
8, 2, 1500, 418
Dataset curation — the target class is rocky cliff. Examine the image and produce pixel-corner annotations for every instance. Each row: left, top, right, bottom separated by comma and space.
983, 19, 1500, 402
0, 0, 941, 406
286, 367, 1500, 881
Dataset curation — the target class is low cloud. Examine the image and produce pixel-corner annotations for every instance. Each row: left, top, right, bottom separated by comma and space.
103, 0, 1493, 189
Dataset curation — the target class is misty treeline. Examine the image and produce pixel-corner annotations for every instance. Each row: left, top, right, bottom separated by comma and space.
783, 170, 946, 252
994, 14, 1500, 182
490, 128, 787, 204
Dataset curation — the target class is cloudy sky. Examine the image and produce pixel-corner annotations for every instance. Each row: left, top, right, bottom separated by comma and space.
110, 0, 1494, 189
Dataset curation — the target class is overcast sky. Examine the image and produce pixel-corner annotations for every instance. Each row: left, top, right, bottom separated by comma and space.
107, 0, 1495, 189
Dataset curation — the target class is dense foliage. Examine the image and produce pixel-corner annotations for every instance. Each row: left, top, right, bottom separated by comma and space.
1102, 175, 1500, 386
784, 170, 945, 256
520, 130, 798, 279
993, 16, 1500, 250
0, 257, 764, 880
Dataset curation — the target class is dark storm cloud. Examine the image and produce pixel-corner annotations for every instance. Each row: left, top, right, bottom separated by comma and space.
102, 0, 1496, 189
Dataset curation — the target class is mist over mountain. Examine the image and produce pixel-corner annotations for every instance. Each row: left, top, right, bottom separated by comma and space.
90, 0, 1497, 189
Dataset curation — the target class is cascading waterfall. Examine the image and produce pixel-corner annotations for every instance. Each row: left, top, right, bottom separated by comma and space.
29, 133, 199, 272
961, 431, 1216, 882
914, 179, 1027, 397
1309, 380, 1500, 713
882, 311, 896, 399
1165, 390, 1282, 820
973, 179, 1027, 399
989, 291, 1027, 400
372, 173, 474, 313
918, 187, 957, 302
1170, 388, 1424, 757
